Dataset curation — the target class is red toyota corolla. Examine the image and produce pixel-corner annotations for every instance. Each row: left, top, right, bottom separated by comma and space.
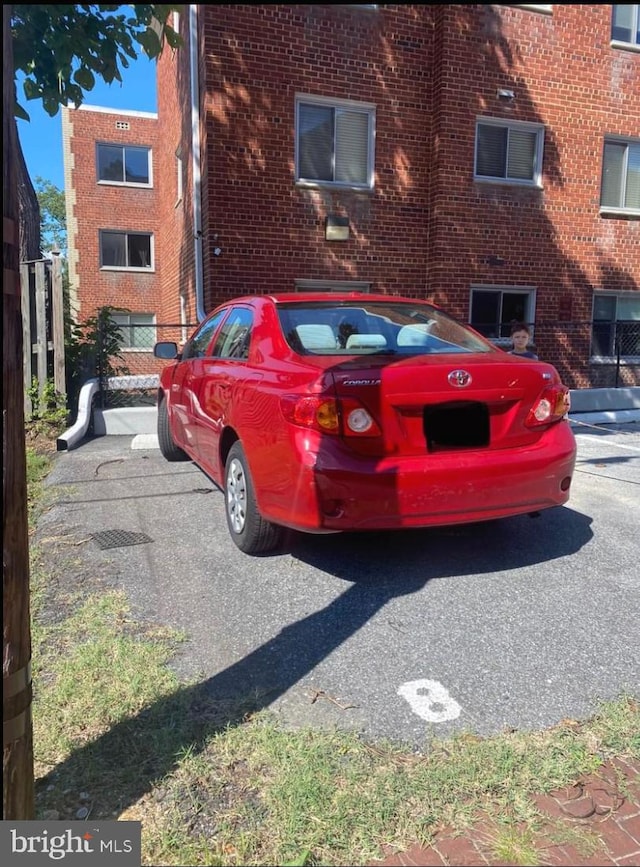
153, 293, 576, 555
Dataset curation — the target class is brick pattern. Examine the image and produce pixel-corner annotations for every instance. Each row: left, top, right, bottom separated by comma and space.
66, 4, 639, 388
62, 107, 163, 323
156, 10, 197, 327
369, 758, 640, 867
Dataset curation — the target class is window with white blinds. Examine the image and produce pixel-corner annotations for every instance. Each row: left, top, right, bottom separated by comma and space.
474, 119, 544, 186
296, 96, 375, 189
600, 139, 640, 213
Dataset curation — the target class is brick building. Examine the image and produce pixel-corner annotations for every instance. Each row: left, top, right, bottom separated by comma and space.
63, 4, 639, 388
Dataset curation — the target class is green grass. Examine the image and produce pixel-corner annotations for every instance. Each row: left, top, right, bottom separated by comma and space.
27, 444, 640, 866
26, 446, 53, 525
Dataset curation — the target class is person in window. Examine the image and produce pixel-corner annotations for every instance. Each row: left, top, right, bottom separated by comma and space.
509, 322, 538, 359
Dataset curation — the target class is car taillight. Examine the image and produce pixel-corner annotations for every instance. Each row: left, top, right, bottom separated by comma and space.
281, 396, 340, 432
526, 385, 571, 427
280, 395, 381, 437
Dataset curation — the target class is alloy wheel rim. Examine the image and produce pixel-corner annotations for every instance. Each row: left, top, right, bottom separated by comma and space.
226, 457, 246, 534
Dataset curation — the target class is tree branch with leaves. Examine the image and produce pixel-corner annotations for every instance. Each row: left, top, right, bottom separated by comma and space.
11, 4, 182, 119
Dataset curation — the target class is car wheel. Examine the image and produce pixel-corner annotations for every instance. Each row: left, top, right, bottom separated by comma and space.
157, 397, 189, 462
225, 442, 282, 554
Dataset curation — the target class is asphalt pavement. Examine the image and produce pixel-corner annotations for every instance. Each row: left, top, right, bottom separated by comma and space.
37, 420, 640, 748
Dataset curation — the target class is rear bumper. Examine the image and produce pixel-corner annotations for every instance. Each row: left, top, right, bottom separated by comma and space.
262, 421, 576, 532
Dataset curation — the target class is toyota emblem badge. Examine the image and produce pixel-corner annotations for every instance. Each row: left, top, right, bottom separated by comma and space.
448, 369, 472, 387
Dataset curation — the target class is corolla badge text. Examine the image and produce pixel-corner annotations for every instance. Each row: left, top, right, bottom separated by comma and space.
448, 369, 472, 387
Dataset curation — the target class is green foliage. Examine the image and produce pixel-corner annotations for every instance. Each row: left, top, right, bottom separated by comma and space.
27, 377, 69, 437
25, 446, 54, 529
283, 851, 312, 866
34, 177, 67, 254
11, 4, 183, 120
65, 305, 131, 412
26, 447, 52, 490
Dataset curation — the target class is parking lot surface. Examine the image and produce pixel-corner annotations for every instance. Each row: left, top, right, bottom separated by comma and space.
39, 420, 639, 747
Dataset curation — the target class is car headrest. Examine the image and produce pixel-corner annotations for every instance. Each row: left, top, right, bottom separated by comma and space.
397, 323, 434, 346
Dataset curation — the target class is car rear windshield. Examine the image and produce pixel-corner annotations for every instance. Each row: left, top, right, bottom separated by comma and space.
277, 300, 496, 356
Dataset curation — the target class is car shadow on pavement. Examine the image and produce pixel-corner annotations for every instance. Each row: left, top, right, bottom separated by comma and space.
35, 505, 594, 821
36, 570, 429, 818
284, 503, 594, 580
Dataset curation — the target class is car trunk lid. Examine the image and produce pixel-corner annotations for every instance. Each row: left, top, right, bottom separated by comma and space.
330, 353, 562, 456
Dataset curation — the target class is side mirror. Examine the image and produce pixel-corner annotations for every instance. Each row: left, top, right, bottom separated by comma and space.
153, 341, 179, 360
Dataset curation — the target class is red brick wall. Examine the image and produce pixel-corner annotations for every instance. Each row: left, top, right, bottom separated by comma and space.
191, 4, 638, 385
198, 3, 434, 308
426, 5, 639, 386
156, 6, 199, 331
63, 106, 163, 323
67, 5, 639, 388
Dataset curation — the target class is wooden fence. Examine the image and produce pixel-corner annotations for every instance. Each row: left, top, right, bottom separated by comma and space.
20, 255, 65, 419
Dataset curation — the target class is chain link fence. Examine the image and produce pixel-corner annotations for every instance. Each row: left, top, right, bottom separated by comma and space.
475, 319, 639, 388
95, 322, 196, 409
95, 318, 640, 408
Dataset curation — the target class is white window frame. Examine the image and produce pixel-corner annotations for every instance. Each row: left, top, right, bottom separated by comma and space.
600, 136, 640, 216
507, 5, 553, 13
295, 279, 371, 293
590, 292, 640, 362
111, 312, 157, 351
96, 142, 152, 187
295, 94, 376, 191
474, 118, 545, 187
99, 230, 155, 271
610, 4, 640, 51
469, 285, 537, 344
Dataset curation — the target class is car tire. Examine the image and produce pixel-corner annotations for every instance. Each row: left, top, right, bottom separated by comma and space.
225, 442, 283, 555
157, 397, 189, 462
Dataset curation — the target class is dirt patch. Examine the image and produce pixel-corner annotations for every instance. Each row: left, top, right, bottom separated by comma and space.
26, 426, 60, 457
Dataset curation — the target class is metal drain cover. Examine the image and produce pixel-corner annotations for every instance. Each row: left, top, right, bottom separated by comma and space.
91, 529, 153, 550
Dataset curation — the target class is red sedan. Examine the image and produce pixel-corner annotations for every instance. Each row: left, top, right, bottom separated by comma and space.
153, 293, 576, 554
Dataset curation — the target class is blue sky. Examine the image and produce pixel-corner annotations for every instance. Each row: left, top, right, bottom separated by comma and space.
16, 56, 158, 192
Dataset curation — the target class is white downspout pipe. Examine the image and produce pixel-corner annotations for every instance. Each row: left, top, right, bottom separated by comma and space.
56, 377, 99, 450
190, 4, 206, 323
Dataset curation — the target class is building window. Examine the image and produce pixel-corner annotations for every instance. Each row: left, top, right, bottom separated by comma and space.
474, 119, 544, 186
470, 286, 536, 340
508, 5, 553, 12
600, 139, 640, 214
611, 5, 640, 47
295, 279, 371, 293
295, 95, 375, 189
111, 313, 156, 350
591, 294, 640, 358
97, 143, 152, 185
100, 231, 153, 269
